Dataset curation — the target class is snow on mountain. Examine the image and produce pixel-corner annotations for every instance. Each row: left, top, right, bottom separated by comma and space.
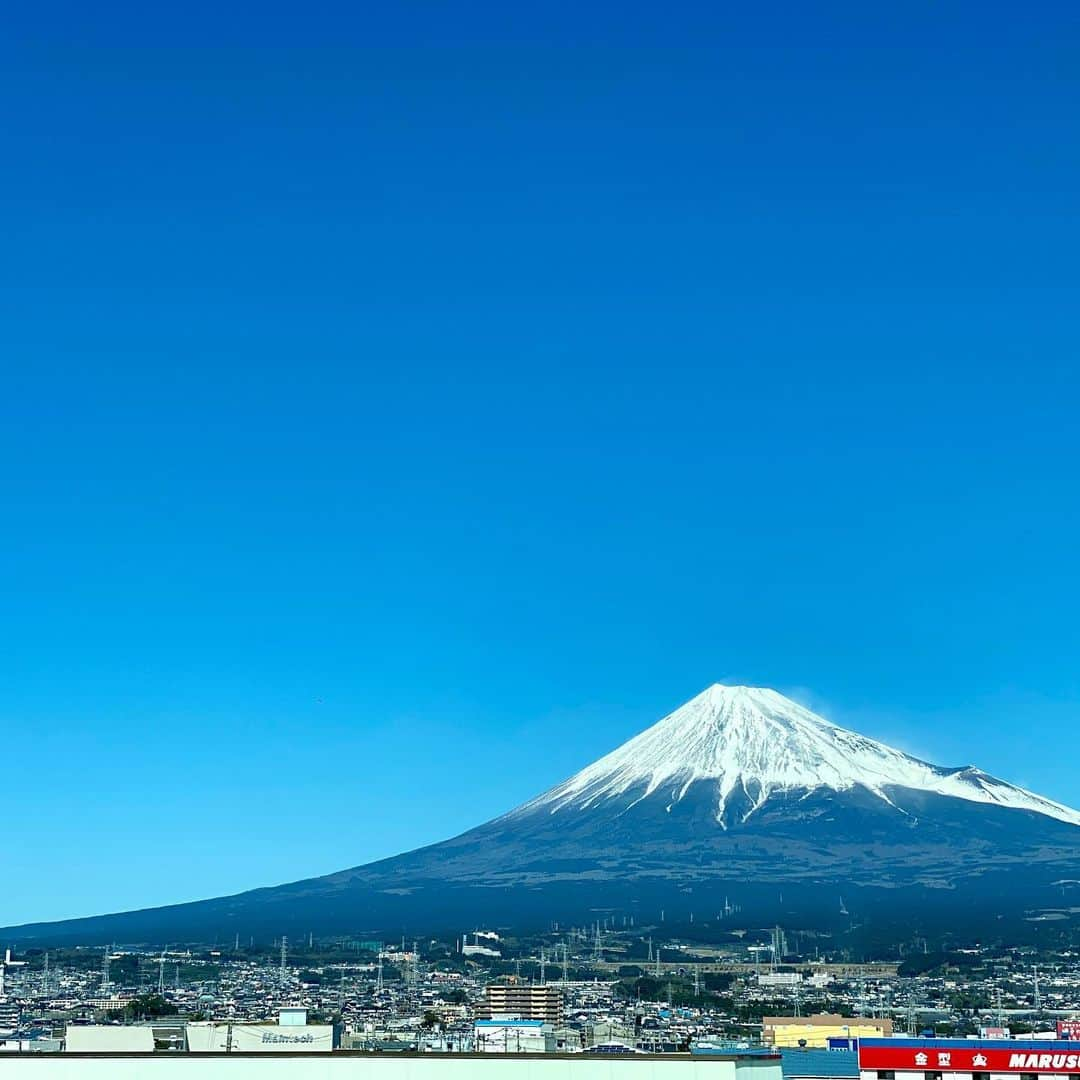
516, 684, 1080, 827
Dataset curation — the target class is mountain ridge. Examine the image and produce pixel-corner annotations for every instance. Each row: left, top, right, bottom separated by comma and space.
508, 684, 1080, 828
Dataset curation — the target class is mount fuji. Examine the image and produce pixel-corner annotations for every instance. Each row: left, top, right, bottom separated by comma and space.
508, 684, 1080, 828
8, 684, 1080, 944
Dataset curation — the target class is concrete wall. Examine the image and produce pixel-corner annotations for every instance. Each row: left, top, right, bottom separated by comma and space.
0, 1051, 782, 1080
63, 1028, 155, 1053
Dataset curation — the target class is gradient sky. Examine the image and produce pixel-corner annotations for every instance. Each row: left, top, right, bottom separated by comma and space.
3, 1, 1079, 927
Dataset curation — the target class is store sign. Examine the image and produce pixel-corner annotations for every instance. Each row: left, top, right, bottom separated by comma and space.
860, 1045, 1080, 1073
1059, 1022, 1080, 1041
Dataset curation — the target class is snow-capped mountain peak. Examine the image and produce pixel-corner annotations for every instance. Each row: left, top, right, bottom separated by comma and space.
519, 683, 1080, 827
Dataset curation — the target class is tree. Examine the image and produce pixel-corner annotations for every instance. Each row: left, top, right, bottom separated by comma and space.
124, 994, 176, 1020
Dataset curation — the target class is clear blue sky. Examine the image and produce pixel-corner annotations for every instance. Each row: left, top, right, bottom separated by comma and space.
3, 1, 1079, 926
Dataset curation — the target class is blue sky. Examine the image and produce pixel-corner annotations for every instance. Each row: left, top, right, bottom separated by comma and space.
2, 1, 1079, 926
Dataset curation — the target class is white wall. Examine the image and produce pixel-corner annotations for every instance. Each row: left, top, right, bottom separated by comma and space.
0, 1052, 781, 1080
64, 1028, 155, 1053
186, 1023, 335, 1052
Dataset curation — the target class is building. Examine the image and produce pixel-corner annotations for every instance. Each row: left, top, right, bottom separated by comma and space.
483, 982, 564, 1025
462, 933, 503, 958
0, 1002, 19, 1035
859, 1038, 1080, 1080
474, 1019, 555, 1053
781, 1047, 860, 1080
764, 1016, 893, 1048
759, 973, 804, 988
186, 1007, 336, 1052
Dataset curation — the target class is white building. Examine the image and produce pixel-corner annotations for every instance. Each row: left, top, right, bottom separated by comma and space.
186, 1008, 334, 1052
757, 972, 802, 988
474, 1019, 554, 1053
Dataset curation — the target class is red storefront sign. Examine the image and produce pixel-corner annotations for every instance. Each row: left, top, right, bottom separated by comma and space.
859, 1045, 1080, 1073
1060, 1023, 1080, 1042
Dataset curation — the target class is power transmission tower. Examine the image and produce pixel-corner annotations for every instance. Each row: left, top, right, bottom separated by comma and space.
280, 936, 288, 981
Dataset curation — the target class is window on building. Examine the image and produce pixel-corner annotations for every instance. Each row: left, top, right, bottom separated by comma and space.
972, 1072, 990, 1080
877, 1071, 895, 1079
1020, 1073, 1038, 1080
924, 1072, 943, 1080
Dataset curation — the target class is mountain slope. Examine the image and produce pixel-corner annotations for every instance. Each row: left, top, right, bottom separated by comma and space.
6, 684, 1080, 944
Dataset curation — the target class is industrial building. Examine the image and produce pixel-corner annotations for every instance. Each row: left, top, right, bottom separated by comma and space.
764, 1015, 893, 1048
780, 1048, 860, 1080
483, 982, 565, 1024
54, 1010, 336, 1054
859, 1038, 1080, 1080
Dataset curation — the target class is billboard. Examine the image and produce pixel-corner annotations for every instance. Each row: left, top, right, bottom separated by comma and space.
186, 1023, 334, 1052
1059, 1022, 1080, 1041
859, 1043, 1080, 1074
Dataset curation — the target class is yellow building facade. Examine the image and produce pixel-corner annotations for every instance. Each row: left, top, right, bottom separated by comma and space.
763, 1015, 893, 1048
